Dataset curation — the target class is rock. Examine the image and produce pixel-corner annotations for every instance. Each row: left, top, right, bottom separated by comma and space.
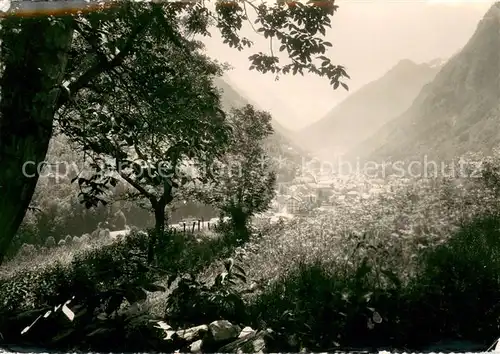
154, 321, 175, 341
238, 326, 256, 339
176, 325, 209, 342
208, 320, 241, 342
217, 329, 269, 353
190, 339, 203, 353
251, 337, 266, 353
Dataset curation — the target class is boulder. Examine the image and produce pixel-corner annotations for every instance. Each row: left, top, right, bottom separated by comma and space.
189, 339, 203, 353
176, 325, 208, 342
217, 329, 269, 353
238, 326, 256, 339
208, 320, 241, 342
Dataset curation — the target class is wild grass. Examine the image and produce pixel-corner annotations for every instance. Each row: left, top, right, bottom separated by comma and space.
192, 171, 500, 351
0, 223, 248, 351
0, 227, 218, 281
0, 234, 116, 281
200, 175, 500, 291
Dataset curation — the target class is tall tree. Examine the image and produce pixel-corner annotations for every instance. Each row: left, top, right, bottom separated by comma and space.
63, 38, 231, 262
0, 0, 348, 264
194, 105, 277, 242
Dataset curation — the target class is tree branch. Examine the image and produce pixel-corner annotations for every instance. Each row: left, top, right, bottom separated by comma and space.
58, 19, 150, 108
116, 150, 156, 204
120, 170, 157, 202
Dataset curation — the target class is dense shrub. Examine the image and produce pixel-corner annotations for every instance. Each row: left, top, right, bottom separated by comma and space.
165, 258, 249, 328
409, 214, 500, 344
246, 259, 395, 351
0, 231, 164, 349
0, 222, 250, 351
239, 212, 500, 351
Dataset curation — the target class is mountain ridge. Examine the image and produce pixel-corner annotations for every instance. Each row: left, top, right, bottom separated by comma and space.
348, 2, 500, 163
214, 75, 294, 140
214, 75, 309, 181
295, 58, 443, 160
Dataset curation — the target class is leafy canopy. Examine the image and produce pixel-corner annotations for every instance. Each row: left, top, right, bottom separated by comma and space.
193, 105, 277, 219
39, 0, 347, 113
61, 34, 232, 210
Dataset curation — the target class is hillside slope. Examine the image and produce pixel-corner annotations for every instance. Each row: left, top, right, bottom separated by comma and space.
214, 76, 294, 141
295, 59, 443, 160
349, 2, 500, 163
214, 76, 308, 181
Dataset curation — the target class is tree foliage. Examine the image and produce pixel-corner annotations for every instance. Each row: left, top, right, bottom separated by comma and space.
193, 105, 277, 239
61, 32, 232, 261
0, 0, 348, 262
62, 38, 230, 206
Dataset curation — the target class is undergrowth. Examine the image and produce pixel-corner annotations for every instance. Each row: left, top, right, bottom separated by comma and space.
4, 160, 500, 351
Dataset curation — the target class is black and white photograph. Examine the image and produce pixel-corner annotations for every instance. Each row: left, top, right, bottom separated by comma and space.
1, 0, 500, 352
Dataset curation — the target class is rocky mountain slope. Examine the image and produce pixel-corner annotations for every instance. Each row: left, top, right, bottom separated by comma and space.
295, 59, 443, 160
349, 2, 500, 163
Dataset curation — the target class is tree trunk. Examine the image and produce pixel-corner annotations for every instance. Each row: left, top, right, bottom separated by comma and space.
231, 208, 249, 244
0, 17, 74, 264
148, 201, 166, 264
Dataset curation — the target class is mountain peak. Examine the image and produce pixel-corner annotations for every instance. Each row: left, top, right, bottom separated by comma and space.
295, 56, 441, 158
390, 59, 418, 72
484, 1, 500, 18
349, 2, 500, 162
474, 1, 500, 34
396, 58, 416, 66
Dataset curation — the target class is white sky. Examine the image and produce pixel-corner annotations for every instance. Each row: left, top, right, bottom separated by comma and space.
202, 0, 495, 131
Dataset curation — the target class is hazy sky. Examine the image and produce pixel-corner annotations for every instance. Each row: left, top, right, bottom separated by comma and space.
202, 0, 494, 131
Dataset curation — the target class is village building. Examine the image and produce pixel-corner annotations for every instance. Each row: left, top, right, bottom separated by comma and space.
285, 195, 302, 214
